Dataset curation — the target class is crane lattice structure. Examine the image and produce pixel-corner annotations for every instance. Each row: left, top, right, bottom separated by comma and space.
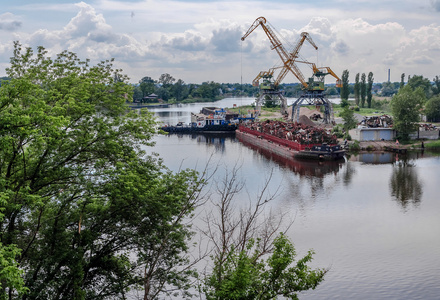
241, 17, 342, 123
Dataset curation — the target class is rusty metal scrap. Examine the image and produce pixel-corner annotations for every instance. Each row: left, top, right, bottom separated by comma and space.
419, 123, 438, 131
243, 120, 338, 145
359, 115, 393, 128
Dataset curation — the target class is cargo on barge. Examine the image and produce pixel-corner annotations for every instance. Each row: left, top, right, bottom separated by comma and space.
237, 121, 345, 161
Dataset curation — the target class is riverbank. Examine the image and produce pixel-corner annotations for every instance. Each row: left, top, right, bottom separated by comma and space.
347, 139, 440, 152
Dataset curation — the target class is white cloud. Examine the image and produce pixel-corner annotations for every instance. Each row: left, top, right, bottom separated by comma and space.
64, 2, 112, 38
1, 1, 440, 83
0, 12, 21, 31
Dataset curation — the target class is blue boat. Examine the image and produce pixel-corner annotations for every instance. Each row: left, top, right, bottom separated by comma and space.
161, 107, 255, 133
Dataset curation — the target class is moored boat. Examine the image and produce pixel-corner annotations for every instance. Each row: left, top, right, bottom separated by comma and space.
161, 107, 255, 133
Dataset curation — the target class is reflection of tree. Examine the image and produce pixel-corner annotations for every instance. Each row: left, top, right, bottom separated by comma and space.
342, 161, 356, 186
389, 159, 422, 209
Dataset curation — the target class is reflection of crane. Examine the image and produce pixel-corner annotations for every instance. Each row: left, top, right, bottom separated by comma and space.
241, 16, 341, 123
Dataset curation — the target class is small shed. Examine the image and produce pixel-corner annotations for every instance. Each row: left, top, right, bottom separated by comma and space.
349, 127, 396, 141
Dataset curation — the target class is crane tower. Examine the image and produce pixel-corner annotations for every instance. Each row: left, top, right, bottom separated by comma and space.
241, 17, 342, 123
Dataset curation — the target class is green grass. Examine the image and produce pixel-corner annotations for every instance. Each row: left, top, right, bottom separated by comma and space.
424, 140, 440, 149
333, 105, 390, 116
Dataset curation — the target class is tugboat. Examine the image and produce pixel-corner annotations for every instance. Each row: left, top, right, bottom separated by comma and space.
294, 143, 346, 160
161, 107, 255, 133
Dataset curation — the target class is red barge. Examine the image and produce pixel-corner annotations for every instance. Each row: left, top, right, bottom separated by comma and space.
237, 121, 345, 161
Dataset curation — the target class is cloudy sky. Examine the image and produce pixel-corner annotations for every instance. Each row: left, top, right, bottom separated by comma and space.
1, 0, 440, 85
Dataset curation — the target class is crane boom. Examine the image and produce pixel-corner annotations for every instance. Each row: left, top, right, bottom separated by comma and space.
241, 17, 318, 89
241, 17, 290, 70
274, 32, 317, 88
312, 65, 342, 87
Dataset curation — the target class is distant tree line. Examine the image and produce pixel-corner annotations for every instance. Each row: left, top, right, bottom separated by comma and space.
132, 74, 259, 103
131, 74, 341, 104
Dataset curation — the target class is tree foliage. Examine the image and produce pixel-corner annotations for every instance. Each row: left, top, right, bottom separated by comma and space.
432, 75, 440, 96
132, 76, 256, 103
360, 73, 366, 108
339, 107, 357, 132
201, 166, 327, 300
367, 72, 374, 108
341, 70, 350, 101
407, 75, 432, 98
390, 85, 426, 140
0, 42, 204, 299
425, 95, 440, 122
204, 234, 326, 300
380, 81, 399, 97
354, 73, 360, 106
400, 73, 405, 89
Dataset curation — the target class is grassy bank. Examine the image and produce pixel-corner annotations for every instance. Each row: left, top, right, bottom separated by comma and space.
422, 140, 440, 149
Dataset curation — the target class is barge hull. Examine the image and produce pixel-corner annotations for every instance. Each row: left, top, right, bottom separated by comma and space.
236, 129, 345, 161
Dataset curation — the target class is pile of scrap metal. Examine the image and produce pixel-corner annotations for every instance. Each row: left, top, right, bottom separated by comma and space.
241, 120, 338, 145
419, 123, 438, 131
310, 113, 323, 121
359, 115, 393, 128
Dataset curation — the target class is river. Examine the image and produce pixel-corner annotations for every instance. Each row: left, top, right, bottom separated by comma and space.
145, 97, 440, 300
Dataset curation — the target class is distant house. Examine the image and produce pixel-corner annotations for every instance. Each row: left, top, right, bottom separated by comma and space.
143, 93, 159, 103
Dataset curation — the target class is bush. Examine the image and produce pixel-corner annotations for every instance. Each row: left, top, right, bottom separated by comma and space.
349, 140, 360, 151
344, 133, 352, 141
340, 98, 350, 108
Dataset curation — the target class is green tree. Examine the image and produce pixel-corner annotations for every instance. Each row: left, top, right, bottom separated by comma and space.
195, 81, 221, 99
204, 234, 326, 300
407, 75, 431, 98
326, 86, 338, 96
339, 107, 357, 132
367, 72, 374, 108
400, 73, 405, 89
380, 81, 398, 97
201, 166, 327, 300
424, 95, 440, 121
157, 86, 170, 101
354, 73, 360, 106
432, 75, 440, 96
172, 79, 188, 102
0, 42, 203, 299
158, 73, 175, 87
0, 242, 28, 298
340, 70, 350, 101
360, 73, 366, 108
391, 85, 426, 140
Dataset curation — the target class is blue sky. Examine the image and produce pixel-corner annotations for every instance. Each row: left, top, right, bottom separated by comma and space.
1, 0, 440, 84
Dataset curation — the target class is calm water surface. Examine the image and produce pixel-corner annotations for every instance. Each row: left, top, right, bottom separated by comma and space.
146, 98, 440, 300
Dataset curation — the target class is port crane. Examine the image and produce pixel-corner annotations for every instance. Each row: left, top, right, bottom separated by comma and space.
241, 16, 342, 123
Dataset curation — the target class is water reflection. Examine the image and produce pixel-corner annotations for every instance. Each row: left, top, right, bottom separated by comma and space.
342, 161, 356, 186
389, 157, 422, 210
347, 152, 395, 164
238, 136, 344, 177
162, 132, 236, 153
